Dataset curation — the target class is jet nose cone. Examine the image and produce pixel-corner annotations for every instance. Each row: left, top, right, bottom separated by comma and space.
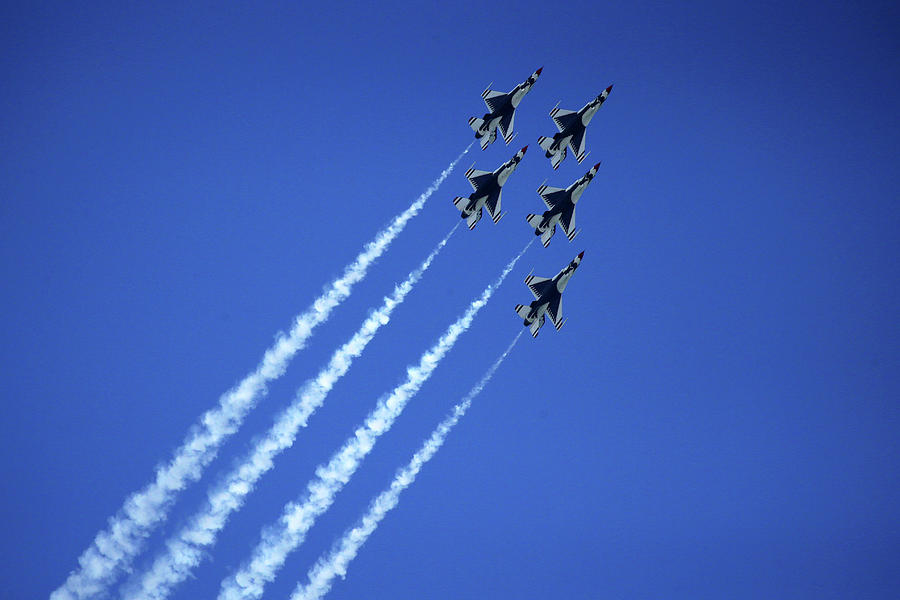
520, 145, 528, 153
577, 251, 585, 259
593, 161, 602, 171
535, 67, 543, 75
605, 84, 613, 93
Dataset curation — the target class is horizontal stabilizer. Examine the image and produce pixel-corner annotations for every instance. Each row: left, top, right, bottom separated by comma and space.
468, 116, 484, 133
515, 304, 530, 319
554, 317, 568, 331
541, 226, 555, 247
491, 210, 505, 224
566, 227, 581, 242
452, 197, 468, 211
479, 128, 496, 150
550, 148, 565, 170
537, 136, 554, 153
525, 214, 542, 229
466, 209, 482, 230
529, 315, 544, 337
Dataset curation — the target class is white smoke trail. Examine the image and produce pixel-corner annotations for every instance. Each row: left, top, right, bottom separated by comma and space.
292, 330, 523, 600
122, 224, 459, 600
51, 147, 471, 600
218, 240, 533, 600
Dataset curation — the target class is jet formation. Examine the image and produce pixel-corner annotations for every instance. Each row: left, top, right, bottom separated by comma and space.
460, 69, 613, 336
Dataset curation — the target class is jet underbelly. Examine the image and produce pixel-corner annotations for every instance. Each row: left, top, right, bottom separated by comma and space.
528, 300, 549, 323
554, 133, 573, 153
540, 210, 561, 232
468, 195, 486, 215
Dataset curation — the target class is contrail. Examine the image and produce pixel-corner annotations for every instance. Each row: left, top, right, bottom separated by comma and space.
51, 147, 471, 600
218, 240, 533, 600
292, 330, 524, 600
122, 224, 459, 600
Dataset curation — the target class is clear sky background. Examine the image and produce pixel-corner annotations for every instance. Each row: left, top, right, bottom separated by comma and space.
2, 2, 899, 599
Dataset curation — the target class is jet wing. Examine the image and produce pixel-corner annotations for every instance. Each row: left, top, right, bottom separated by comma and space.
546, 294, 563, 329
550, 107, 578, 133
498, 111, 515, 144
483, 188, 503, 224
465, 168, 494, 192
568, 128, 587, 163
483, 90, 510, 113
559, 203, 577, 241
537, 184, 568, 210
525, 275, 554, 300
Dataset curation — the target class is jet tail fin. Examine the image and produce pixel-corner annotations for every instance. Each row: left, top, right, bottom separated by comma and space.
466, 209, 482, 230
529, 315, 544, 338
514, 304, 530, 319
480, 128, 496, 150
525, 214, 542, 229
540, 227, 554, 248
537, 136, 554, 153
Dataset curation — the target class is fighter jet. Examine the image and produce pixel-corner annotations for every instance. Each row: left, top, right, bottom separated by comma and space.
526, 162, 601, 247
537, 85, 613, 170
453, 146, 528, 230
515, 251, 584, 338
468, 68, 542, 150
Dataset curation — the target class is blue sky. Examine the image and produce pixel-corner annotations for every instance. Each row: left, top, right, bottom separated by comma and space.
2, 1, 899, 598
